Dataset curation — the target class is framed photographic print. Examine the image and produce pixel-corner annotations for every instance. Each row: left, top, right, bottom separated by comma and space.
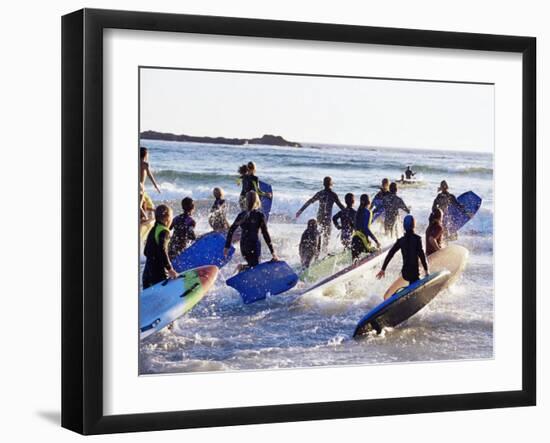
61, 8, 536, 435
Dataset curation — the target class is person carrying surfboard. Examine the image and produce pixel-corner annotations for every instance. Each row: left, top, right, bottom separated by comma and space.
299, 219, 321, 268
224, 190, 278, 271
351, 194, 381, 262
425, 208, 445, 255
142, 204, 178, 289
332, 193, 357, 249
382, 182, 410, 238
296, 176, 345, 253
208, 187, 230, 232
376, 215, 429, 285
238, 161, 272, 210
139, 147, 161, 222
168, 197, 197, 260
432, 180, 465, 241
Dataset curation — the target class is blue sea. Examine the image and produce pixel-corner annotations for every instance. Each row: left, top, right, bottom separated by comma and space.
139, 140, 494, 374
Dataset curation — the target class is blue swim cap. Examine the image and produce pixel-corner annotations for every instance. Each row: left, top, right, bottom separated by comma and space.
403, 215, 415, 232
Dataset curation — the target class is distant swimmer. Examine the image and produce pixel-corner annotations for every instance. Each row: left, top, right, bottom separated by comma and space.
296, 176, 345, 253
351, 194, 381, 262
299, 219, 321, 268
376, 215, 429, 287
168, 197, 197, 260
224, 191, 278, 272
432, 180, 464, 241
208, 187, 230, 232
139, 147, 161, 222
238, 161, 271, 210
382, 182, 410, 238
425, 208, 444, 256
404, 166, 416, 180
332, 193, 357, 249
142, 205, 178, 289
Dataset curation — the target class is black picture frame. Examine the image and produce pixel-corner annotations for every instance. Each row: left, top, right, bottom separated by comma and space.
61, 8, 536, 435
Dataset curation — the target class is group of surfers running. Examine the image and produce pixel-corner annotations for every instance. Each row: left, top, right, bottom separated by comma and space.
140, 147, 464, 292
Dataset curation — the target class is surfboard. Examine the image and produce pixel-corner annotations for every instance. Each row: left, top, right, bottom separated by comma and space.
353, 269, 451, 337
372, 197, 384, 222
259, 181, 273, 220
447, 191, 482, 232
300, 250, 352, 283
382, 244, 468, 299
301, 247, 389, 297
171, 232, 235, 274
140, 265, 219, 340
226, 260, 299, 304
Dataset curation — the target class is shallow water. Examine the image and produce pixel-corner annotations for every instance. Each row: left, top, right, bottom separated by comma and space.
139, 140, 493, 374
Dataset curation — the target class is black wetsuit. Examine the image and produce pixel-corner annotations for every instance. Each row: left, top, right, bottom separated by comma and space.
405, 169, 415, 179
381, 231, 428, 283
298, 188, 345, 251
143, 223, 173, 289
168, 212, 196, 260
299, 226, 321, 268
209, 198, 230, 232
225, 209, 274, 267
382, 193, 409, 236
351, 207, 379, 261
432, 191, 462, 239
332, 207, 356, 248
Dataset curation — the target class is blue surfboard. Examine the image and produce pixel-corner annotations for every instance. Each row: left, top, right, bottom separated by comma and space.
226, 260, 298, 304
353, 270, 451, 337
172, 232, 235, 274
259, 181, 273, 220
447, 191, 482, 232
372, 197, 384, 222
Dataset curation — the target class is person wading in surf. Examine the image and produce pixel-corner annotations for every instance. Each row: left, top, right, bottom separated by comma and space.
382, 182, 410, 238
142, 205, 178, 289
376, 215, 429, 285
432, 180, 465, 241
224, 190, 278, 272
351, 194, 381, 262
332, 192, 357, 250
296, 176, 345, 253
425, 208, 445, 256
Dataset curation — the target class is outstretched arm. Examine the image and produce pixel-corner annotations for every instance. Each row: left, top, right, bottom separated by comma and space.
146, 164, 161, 193
296, 192, 320, 218
398, 197, 410, 213
377, 240, 400, 279
333, 192, 346, 211
224, 213, 243, 249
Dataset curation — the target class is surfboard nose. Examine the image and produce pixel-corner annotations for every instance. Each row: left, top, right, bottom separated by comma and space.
195, 265, 219, 288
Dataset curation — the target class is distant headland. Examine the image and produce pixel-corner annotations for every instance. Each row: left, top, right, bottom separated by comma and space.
140, 130, 302, 148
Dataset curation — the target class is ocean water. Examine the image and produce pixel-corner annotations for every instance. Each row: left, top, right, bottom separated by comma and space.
139, 140, 494, 374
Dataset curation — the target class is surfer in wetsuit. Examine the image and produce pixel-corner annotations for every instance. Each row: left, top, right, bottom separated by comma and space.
299, 219, 321, 268
332, 193, 356, 249
425, 208, 444, 256
224, 190, 278, 271
296, 176, 345, 253
432, 180, 464, 241
238, 161, 271, 210
168, 197, 197, 260
376, 215, 429, 284
351, 194, 381, 262
208, 187, 230, 232
404, 166, 415, 180
382, 182, 410, 238
142, 205, 178, 289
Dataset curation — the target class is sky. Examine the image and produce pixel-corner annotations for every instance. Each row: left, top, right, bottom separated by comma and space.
140, 67, 494, 153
